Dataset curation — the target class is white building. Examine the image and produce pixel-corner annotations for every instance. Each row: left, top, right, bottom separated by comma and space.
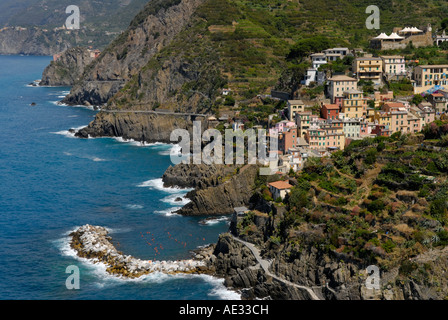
381, 55, 406, 77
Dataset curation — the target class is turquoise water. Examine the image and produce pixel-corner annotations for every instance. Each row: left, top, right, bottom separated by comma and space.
0, 55, 236, 300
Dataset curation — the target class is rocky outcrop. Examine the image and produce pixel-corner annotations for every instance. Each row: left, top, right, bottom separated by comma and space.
75, 111, 208, 143
63, 0, 206, 107
40, 47, 95, 86
70, 224, 208, 278
202, 226, 448, 300
162, 164, 236, 189
177, 165, 259, 216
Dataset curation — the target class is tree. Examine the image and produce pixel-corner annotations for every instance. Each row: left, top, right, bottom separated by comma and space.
288, 187, 309, 210
287, 36, 333, 61
411, 94, 424, 106
440, 41, 448, 50
441, 18, 448, 31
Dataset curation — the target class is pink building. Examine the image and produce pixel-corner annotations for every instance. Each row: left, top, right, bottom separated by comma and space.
305, 127, 326, 151
269, 120, 295, 137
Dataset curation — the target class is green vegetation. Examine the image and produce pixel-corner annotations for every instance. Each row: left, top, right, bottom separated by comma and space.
110, 0, 448, 114
240, 123, 448, 271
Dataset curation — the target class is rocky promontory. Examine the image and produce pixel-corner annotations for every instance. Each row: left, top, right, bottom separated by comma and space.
40, 47, 96, 87
176, 165, 259, 216
162, 164, 237, 190
70, 224, 209, 278
75, 111, 208, 143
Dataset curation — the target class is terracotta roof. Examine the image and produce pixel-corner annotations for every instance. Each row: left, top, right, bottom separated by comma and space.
328, 75, 357, 81
268, 181, 293, 190
323, 104, 340, 110
431, 93, 444, 97
385, 102, 405, 109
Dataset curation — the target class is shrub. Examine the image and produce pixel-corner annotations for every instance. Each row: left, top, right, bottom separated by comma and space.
399, 260, 418, 276
382, 239, 396, 253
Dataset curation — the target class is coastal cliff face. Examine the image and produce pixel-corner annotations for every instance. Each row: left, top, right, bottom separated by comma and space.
0, 28, 73, 55
177, 165, 259, 216
207, 231, 448, 300
40, 47, 95, 86
75, 111, 208, 144
162, 164, 238, 189
63, 0, 206, 107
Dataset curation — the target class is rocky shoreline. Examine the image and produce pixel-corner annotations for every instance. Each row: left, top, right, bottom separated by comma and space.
70, 224, 210, 278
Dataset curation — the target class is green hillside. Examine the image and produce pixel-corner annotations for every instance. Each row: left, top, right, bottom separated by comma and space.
109, 0, 448, 114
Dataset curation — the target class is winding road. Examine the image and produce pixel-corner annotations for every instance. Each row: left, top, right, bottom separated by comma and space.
231, 235, 323, 300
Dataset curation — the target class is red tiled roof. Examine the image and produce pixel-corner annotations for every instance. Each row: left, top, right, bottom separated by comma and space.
323, 104, 340, 110
385, 102, 405, 108
268, 181, 293, 190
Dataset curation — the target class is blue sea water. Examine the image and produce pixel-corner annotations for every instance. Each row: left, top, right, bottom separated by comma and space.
0, 55, 237, 300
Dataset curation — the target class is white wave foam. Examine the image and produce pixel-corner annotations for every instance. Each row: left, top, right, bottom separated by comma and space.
25, 80, 41, 87
50, 100, 96, 111
51, 125, 87, 139
61, 150, 107, 162
202, 275, 241, 300
113, 137, 169, 148
200, 216, 229, 226
158, 144, 182, 156
161, 194, 191, 206
154, 207, 182, 217
91, 157, 107, 162
104, 227, 132, 234
125, 204, 144, 210
137, 178, 193, 194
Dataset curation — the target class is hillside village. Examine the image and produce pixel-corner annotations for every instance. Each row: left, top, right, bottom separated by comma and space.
215, 24, 448, 190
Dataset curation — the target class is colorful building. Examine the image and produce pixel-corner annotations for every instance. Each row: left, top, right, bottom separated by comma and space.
413, 65, 448, 94
305, 127, 327, 151
381, 55, 405, 77
321, 104, 340, 120
341, 90, 367, 119
287, 100, 305, 121
353, 57, 383, 85
327, 75, 358, 106
278, 127, 299, 153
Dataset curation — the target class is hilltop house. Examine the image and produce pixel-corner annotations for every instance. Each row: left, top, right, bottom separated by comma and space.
268, 181, 293, 200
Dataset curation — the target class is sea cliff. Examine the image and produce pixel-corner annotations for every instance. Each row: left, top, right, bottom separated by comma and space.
40, 47, 95, 87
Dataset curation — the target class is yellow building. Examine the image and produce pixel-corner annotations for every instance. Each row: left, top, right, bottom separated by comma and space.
413, 65, 448, 94
341, 90, 367, 119
353, 57, 383, 85
294, 112, 317, 138
374, 111, 391, 128
287, 100, 305, 121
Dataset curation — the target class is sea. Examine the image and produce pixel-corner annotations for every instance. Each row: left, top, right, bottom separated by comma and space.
0, 55, 238, 300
